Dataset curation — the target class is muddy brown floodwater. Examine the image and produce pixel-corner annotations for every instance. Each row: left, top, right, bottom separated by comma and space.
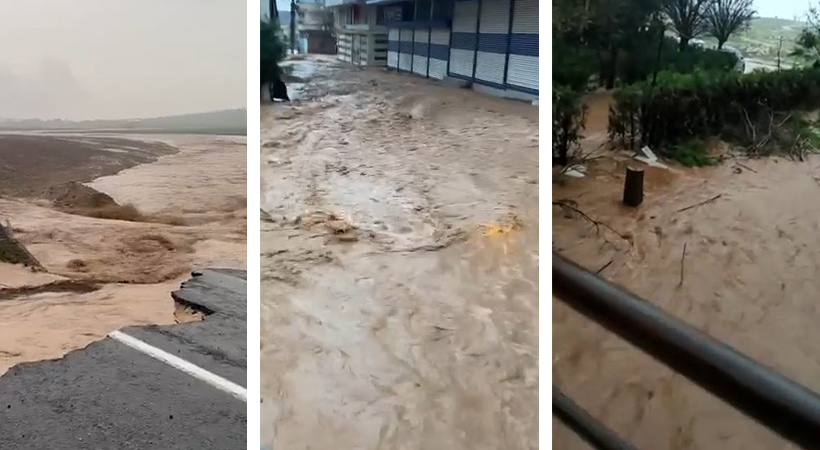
261, 56, 539, 449
0, 134, 246, 375
553, 95, 820, 449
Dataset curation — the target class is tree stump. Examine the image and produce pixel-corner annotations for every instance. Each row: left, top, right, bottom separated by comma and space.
623, 166, 644, 207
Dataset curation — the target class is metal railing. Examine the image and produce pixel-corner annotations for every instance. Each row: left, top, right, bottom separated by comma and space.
552, 252, 820, 449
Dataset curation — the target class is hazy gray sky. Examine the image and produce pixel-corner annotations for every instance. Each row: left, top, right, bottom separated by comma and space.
0, 0, 246, 120
755, 0, 812, 19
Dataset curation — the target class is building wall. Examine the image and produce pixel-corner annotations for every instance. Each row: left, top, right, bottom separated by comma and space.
384, 0, 450, 80
337, 31, 353, 62
305, 30, 337, 54
387, 27, 399, 68
299, 8, 330, 29
505, 0, 537, 94
384, 0, 538, 98
449, 0, 477, 78
428, 27, 449, 79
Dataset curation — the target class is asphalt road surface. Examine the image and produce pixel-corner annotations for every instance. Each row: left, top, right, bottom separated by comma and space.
0, 269, 247, 450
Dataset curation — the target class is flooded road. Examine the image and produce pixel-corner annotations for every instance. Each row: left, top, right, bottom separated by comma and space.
0, 134, 246, 375
553, 96, 820, 448
261, 57, 538, 449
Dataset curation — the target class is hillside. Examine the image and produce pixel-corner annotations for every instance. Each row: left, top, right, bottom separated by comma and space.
0, 109, 247, 136
703, 17, 806, 65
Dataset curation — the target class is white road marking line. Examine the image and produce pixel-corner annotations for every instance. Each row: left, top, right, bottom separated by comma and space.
108, 330, 247, 402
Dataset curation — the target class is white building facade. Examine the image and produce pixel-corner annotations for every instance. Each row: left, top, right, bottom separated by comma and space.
327, 0, 537, 99
387, 0, 537, 98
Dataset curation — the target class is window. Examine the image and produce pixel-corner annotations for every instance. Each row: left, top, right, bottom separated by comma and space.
351, 5, 360, 24
400, 1, 414, 21
431, 0, 453, 21
416, 0, 432, 20
380, 5, 402, 24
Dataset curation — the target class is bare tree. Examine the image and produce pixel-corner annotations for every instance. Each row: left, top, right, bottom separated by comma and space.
791, 3, 820, 66
705, 0, 755, 49
662, 0, 715, 50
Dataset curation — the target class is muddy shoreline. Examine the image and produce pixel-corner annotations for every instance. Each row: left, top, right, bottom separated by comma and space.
0, 134, 177, 197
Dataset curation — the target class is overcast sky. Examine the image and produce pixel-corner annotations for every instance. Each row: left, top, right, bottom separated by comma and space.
0, 0, 245, 120
755, 0, 812, 19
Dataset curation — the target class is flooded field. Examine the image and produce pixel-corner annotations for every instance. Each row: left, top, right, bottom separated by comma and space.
553, 95, 818, 449
0, 134, 246, 375
261, 57, 538, 449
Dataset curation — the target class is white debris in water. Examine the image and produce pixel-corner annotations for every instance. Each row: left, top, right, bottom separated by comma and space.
634, 145, 669, 169
563, 164, 586, 178
636, 145, 657, 160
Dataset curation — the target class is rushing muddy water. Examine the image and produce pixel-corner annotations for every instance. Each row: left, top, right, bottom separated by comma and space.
261, 57, 538, 449
0, 134, 246, 375
553, 96, 820, 448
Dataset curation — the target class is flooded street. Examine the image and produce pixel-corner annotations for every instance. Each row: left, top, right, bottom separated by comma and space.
553, 96, 820, 448
0, 134, 246, 375
261, 57, 538, 449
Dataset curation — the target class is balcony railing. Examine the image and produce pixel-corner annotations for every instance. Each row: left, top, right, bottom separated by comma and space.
552, 252, 820, 449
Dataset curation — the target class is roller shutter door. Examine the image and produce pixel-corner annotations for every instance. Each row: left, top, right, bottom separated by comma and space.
398, 28, 413, 71
337, 33, 352, 63
387, 28, 399, 69
413, 28, 429, 76
474, 0, 510, 87
428, 28, 450, 80
506, 0, 538, 93
449, 0, 478, 79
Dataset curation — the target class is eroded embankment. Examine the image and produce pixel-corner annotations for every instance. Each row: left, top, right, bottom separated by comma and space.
0, 134, 246, 375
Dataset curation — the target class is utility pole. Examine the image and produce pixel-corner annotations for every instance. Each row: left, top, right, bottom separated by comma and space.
270, 0, 278, 21
290, 0, 297, 54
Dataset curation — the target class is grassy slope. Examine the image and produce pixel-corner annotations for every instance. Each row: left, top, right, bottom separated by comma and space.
702, 17, 806, 64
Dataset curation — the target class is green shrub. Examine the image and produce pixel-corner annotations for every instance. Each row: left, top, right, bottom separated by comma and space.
553, 86, 588, 166
554, 35, 739, 89
618, 37, 739, 85
670, 139, 714, 167
261, 20, 286, 86
608, 67, 820, 152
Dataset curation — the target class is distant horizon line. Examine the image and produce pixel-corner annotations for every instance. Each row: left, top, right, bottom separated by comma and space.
0, 106, 247, 123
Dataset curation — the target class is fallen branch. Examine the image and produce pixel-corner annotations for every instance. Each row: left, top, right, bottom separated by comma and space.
776, 112, 793, 128
675, 194, 722, 214
577, 142, 609, 164
743, 108, 756, 144
260, 209, 276, 223
735, 162, 757, 174
596, 259, 614, 274
553, 200, 626, 236
677, 242, 687, 289
791, 132, 806, 162
743, 106, 791, 155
